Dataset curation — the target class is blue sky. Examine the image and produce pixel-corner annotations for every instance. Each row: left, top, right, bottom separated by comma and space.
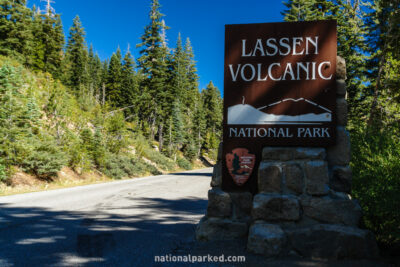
28, 0, 286, 93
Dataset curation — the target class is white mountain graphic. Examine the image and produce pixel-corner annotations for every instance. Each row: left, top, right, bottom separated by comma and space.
227, 98, 331, 125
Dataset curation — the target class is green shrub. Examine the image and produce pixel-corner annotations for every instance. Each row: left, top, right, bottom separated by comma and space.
137, 160, 162, 176
105, 112, 128, 154
144, 148, 175, 171
21, 139, 68, 179
102, 154, 134, 179
134, 134, 149, 158
67, 135, 92, 171
102, 154, 162, 179
351, 125, 400, 247
0, 160, 7, 182
177, 157, 192, 170
183, 141, 198, 161
92, 130, 107, 168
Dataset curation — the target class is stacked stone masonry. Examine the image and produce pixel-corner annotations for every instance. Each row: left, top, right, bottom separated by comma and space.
196, 56, 378, 259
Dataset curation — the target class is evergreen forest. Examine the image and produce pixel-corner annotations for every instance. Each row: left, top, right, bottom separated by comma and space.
282, 0, 399, 252
0, 0, 223, 186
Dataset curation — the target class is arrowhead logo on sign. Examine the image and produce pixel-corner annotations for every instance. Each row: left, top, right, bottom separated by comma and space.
225, 148, 256, 186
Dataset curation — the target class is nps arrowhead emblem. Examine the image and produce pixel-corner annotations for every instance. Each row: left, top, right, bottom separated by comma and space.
225, 148, 256, 186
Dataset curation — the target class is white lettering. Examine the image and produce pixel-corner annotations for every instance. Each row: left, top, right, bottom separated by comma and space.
293, 37, 304, 55
297, 62, 310, 80
279, 37, 290, 56
321, 128, 330, 137
311, 62, 316, 80
286, 128, 294, 137
298, 128, 305, 137
266, 38, 278, 56
306, 36, 318, 54
268, 128, 276, 137
257, 64, 268, 81
257, 128, 267, 137
304, 128, 312, 137
238, 128, 246, 137
229, 128, 237, 137
241, 64, 256, 81
242, 39, 252, 57
282, 63, 295, 80
277, 128, 286, 137
313, 128, 321, 137
268, 63, 282, 81
229, 64, 241, 82
318, 61, 332, 80
252, 39, 265, 56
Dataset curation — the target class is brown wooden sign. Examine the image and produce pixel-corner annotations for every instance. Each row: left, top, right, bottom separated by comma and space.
222, 20, 337, 192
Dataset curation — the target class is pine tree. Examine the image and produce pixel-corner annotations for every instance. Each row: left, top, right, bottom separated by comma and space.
170, 33, 187, 101
365, 0, 400, 125
0, 65, 40, 166
192, 90, 206, 156
31, 10, 64, 77
202, 81, 222, 151
183, 37, 200, 146
136, 0, 170, 141
87, 44, 103, 101
171, 100, 184, 159
282, 0, 318, 21
31, 9, 46, 71
121, 49, 139, 118
184, 37, 199, 111
282, 0, 368, 119
106, 48, 123, 106
0, 0, 34, 64
64, 15, 88, 92
100, 59, 109, 106
168, 33, 189, 149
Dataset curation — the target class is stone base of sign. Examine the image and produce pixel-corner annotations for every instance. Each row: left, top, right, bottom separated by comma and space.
196, 56, 379, 259
197, 145, 379, 259
245, 146, 378, 259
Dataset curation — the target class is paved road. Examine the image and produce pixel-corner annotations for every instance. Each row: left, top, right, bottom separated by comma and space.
0, 169, 212, 267
0, 168, 391, 267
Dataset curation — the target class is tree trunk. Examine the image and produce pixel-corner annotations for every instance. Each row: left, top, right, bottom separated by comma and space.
150, 116, 156, 140
368, 57, 385, 126
158, 123, 163, 152
197, 130, 201, 157
169, 121, 172, 156
102, 83, 105, 106
368, 13, 394, 126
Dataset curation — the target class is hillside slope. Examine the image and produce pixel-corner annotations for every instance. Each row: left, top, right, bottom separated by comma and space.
0, 56, 205, 193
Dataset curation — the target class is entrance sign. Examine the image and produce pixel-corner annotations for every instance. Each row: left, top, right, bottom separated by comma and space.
222, 21, 337, 192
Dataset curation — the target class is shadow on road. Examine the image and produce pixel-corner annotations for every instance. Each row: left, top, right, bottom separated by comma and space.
0, 197, 209, 267
172, 172, 212, 177
0, 197, 392, 267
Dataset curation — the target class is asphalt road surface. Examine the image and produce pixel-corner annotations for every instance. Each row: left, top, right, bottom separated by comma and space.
0, 169, 214, 267
0, 168, 390, 267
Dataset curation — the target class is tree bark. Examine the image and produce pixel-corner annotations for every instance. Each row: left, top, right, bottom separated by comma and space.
367, 17, 393, 126
102, 83, 105, 106
150, 116, 156, 140
158, 123, 163, 152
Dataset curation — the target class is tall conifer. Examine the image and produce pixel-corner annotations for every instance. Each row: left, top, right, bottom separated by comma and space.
122, 49, 139, 118
282, 0, 367, 119
365, 0, 400, 124
64, 15, 88, 92
106, 48, 123, 106
202, 81, 222, 151
0, 0, 33, 64
136, 0, 170, 141
31, 10, 64, 77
